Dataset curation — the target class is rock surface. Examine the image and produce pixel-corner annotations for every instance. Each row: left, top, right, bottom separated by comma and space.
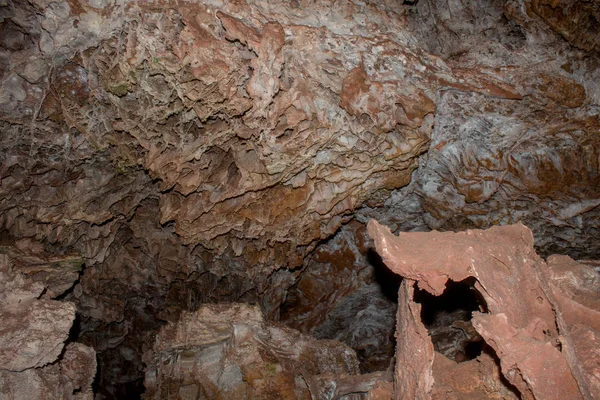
0, 0, 599, 396
143, 302, 388, 399
280, 221, 399, 373
0, 243, 96, 399
359, 0, 600, 259
368, 219, 600, 399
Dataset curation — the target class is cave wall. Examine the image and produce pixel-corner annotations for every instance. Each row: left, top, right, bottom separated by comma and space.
0, 0, 599, 397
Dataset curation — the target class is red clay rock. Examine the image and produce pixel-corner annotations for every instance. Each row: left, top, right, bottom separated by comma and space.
431, 352, 519, 400
545, 255, 600, 399
368, 220, 591, 400
395, 280, 435, 399
528, 0, 600, 51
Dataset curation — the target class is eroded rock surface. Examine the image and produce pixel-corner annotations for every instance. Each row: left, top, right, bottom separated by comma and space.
143, 303, 388, 399
0, 244, 96, 399
359, 0, 600, 259
0, 0, 599, 396
368, 220, 600, 399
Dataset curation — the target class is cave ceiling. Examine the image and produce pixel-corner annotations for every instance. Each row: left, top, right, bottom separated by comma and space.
0, 0, 599, 398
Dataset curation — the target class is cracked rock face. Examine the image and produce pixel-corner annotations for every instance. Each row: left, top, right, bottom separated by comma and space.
0, 0, 599, 397
0, 244, 96, 399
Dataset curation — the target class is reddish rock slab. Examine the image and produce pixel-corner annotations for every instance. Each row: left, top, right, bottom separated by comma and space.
545, 255, 600, 399
368, 220, 587, 400
431, 351, 519, 400
395, 279, 434, 400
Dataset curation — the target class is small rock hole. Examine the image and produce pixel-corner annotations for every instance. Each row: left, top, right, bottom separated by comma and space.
414, 277, 487, 363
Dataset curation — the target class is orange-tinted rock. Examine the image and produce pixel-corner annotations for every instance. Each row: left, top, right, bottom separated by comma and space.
529, 0, 600, 51
374, 0, 600, 260
395, 280, 435, 399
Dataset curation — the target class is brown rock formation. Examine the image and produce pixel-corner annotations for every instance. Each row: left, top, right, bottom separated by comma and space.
0, 0, 599, 397
143, 303, 389, 399
0, 243, 96, 399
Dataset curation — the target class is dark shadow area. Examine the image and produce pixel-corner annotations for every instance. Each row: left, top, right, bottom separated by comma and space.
309, 247, 402, 373
414, 277, 487, 362
92, 365, 144, 400
482, 343, 522, 398
367, 248, 402, 302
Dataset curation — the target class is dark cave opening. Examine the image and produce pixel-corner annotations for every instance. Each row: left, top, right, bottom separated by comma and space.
414, 277, 487, 363
279, 238, 402, 375
309, 247, 401, 374
367, 248, 402, 303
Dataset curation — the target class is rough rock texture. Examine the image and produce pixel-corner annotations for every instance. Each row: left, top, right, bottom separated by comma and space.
368, 220, 600, 399
359, 0, 600, 259
394, 280, 435, 398
545, 255, 600, 398
0, 243, 96, 399
0, 0, 439, 270
0, 343, 97, 400
431, 351, 519, 400
0, 0, 599, 396
280, 221, 399, 373
143, 303, 388, 399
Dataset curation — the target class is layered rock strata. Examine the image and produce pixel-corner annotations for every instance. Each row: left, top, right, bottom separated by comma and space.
143, 303, 390, 399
